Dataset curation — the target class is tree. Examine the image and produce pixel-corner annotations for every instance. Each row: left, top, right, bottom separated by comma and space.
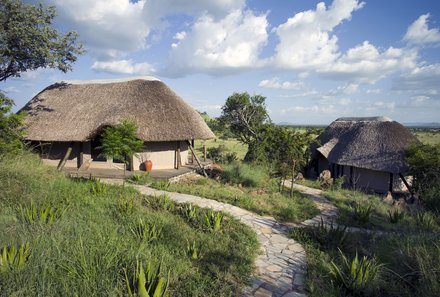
220, 92, 270, 145
0, 92, 24, 155
98, 119, 144, 180
0, 0, 84, 81
0, 0, 83, 156
406, 142, 440, 211
258, 126, 315, 195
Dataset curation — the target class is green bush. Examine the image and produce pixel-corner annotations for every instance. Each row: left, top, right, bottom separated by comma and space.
128, 172, 153, 185
221, 162, 269, 188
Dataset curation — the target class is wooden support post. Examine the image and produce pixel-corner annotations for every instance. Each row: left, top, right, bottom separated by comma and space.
350, 166, 354, 187
203, 144, 207, 162
399, 173, 413, 194
191, 139, 195, 164
176, 141, 181, 169
389, 173, 394, 193
57, 142, 73, 171
187, 140, 207, 177
77, 142, 84, 169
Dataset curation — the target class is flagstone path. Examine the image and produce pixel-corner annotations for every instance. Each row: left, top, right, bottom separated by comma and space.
103, 179, 340, 297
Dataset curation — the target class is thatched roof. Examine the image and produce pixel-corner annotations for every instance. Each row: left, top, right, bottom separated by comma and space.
21, 77, 215, 142
312, 117, 418, 173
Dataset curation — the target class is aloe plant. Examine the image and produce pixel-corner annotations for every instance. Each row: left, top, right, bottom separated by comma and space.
328, 249, 384, 294
19, 201, 66, 225
130, 219, 162, 242
0, 243, 31, 273
186, 240, 202, 260
90, 179, 108, 195
352, 203, 373, 224
204, 210, 224, 233
125, 260, 170, 297
181, 204, 198, 222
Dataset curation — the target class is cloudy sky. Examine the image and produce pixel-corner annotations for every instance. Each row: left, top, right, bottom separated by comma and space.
3, 0, 440, 125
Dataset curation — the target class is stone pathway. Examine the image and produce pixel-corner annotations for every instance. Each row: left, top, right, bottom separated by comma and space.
102, 179, 340, 297
285, 183, 338, 227
130, 185, 307, 297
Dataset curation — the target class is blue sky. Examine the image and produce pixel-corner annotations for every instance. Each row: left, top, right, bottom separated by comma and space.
3, 0, 440, 125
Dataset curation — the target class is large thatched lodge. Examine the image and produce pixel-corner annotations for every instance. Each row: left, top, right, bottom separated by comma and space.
310, 117, 417, 193
21, 77, 215, 171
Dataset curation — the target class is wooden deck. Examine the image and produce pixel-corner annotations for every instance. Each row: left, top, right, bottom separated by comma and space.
62, 162, 212, 180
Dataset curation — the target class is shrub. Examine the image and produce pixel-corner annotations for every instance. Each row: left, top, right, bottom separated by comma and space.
328, 249, 384, 295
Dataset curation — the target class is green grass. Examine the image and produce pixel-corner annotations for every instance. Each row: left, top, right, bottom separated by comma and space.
290, 226, 440, 297
413, 129, 440, 145
0, 152, 258, 296
323, 188, 440, 232
196, 138, 248, 161
155, 171, 319, 223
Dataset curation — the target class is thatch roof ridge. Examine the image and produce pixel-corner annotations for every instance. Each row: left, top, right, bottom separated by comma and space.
21, 78, 215, 142
313, 118, 417, 173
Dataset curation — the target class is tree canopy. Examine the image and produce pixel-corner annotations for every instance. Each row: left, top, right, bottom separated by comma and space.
220, 92, 270, 145
0, 0, 84, 81
0, 92, 24, 155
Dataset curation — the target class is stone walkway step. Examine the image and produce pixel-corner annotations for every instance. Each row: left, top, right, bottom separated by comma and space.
128, 185, 307, 297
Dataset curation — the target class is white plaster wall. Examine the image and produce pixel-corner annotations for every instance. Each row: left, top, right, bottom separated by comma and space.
352, 167, 390, 193
133, 141, 189, 170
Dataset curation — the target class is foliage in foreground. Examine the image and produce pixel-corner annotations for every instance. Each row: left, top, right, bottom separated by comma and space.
0, 152, 258, 296
290, 209, 440, 296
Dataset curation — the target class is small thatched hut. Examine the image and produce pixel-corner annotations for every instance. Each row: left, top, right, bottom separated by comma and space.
310, 117, 417, 193
21, 77, 215, 171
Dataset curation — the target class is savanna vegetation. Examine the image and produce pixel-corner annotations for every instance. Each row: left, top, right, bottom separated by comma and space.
0, 152, 258, 296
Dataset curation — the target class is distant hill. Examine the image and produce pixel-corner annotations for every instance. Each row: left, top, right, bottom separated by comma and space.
403, 122, 440, 128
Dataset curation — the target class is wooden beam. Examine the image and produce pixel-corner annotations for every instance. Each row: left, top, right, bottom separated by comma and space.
187, 140, 207, 177
57, 142, 73, 171
399, 173, 413, 194
203, 144, 207, 162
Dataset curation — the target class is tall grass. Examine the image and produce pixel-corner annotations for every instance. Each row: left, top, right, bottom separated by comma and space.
0, 152, 258, 296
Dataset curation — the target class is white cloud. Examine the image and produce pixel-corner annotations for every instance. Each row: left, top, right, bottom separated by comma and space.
91, 60, 155, 75
42, 0, 149, 58
258, 78, 303, 90
143, 0, 245, 24
404, 14, 440, 46
393, 64, 440, 99
272, 0, 364, 69
318, 42, 418, 82
165, 9, 268, 76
